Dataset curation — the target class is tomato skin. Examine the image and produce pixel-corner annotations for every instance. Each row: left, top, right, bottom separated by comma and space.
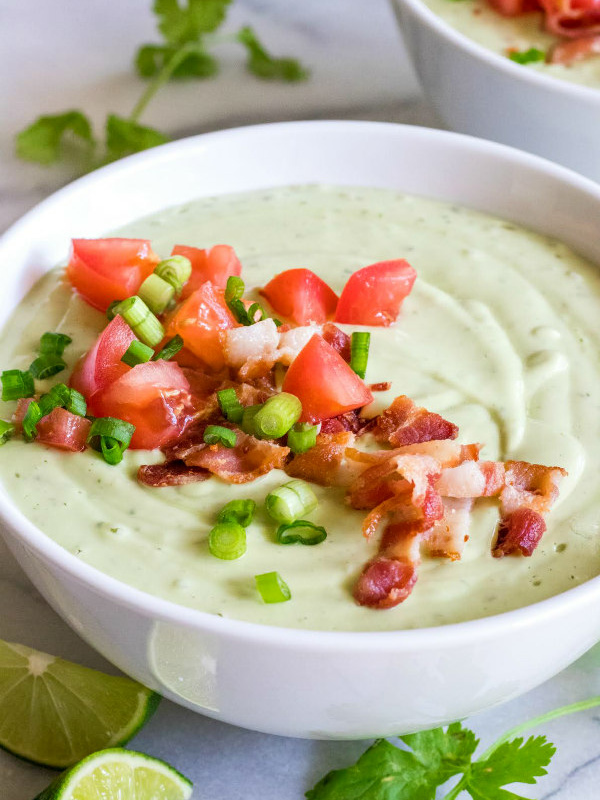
13, 401, 91, 452
261, 269, 339, 326
92, 360, 195, 449
172, 244, 242, 299
70, 316, 137, 400
282, 334, 373, 423
67, 238, 159, 312
165, 282, 238, 371
335, 260, 416, 326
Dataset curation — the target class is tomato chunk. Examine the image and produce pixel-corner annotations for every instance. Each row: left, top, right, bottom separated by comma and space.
165, 282, 238, 371
335, 260, 416, 327
92, 361, 195, 449
172, 244, 242, 299
70, 316, 138, 401
67, 238, 159, 312
282, 334, 373, 423
261, 269, 339, 326
13, 401, 91, 452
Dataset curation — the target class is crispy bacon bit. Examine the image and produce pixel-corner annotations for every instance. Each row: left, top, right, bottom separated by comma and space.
285, 431, 358, 487
277, 325, 320, 366
320, 410, 370, 435
138, 462, 210, 487
549, 34, 600, 62
398, 440, 480, 467
225, 319, 280, 380
353, 555, 418, 609
184, 430, 289, 484
348, 453, 442, 513
370, 395, 458, 448
369, 382, 392, 392
436, 460, 505, 498
424, 498, 473, 560
322, 323, 351, 362
501, 460, 567, 516
493, 508, 547, 557
540, 0, 600, 38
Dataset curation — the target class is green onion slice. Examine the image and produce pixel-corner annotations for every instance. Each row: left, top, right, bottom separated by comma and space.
138, 273, 175, 315
217, 499, 256, 527
240, 403, 263, 435
114, 296, 164, 347
276, 520, 327, 546
121, 340, 154, 367
247, 303, 265, 324
37, 383, 71, 417
265, 479, 318, 524
155, 256, 192, 295
29, 354, 66, 380
225, 276, 251, 325
217, 388, 243, 424
87, 417, 135, 464
66, 388, 87, 417
350, 331, 371, 380
152, 335, 184, 361
209, 522, 247, 560
255, 571, 291, 604
203, 425, 237, 448
1, 369, 35, 402
100, 436, 125, 465
0, 420, 15, 445
106, 300, 121, 321
253, 393, 302, 440
287, 422, 319, 454
39, 332, 72, 357
22, 400, 42, 441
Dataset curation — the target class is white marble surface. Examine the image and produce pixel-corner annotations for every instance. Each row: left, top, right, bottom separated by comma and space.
1, 1, 599, 798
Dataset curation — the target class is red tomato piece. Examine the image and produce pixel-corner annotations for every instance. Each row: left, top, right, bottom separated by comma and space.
260, 269, 339, 326
335, 260, 416, 327
172, 244, 242, 299
282, 334, 373, 423
70, 316, 138, 400
165, 282, 238, 371
67, 238, 159, 312
13, 400, 91, 452
92, 361, 195, 449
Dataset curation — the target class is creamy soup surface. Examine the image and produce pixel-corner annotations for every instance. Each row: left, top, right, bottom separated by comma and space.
1, 184, 600, 632
422, 0, 600, 88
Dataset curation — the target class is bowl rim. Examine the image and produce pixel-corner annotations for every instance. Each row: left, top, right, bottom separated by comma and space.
2, 118, 600, 650
391, 0, 600, 103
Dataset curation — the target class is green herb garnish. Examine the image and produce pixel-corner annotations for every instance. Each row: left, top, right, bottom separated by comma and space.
509, 47, 547, 65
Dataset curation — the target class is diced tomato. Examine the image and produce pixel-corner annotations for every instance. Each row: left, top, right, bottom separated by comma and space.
172, 244, 242, 299
260, 269, 339, 326
70, 316, 137, 400
282, 334, 373, 423
165, 282, 238, 371
13, 400, 91, 452
67, 238, 160, 312
92, 361, 195, 449
335, 260, 416, 327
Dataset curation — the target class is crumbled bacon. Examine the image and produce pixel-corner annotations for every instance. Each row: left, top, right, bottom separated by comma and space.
493, 508, 547, 557
320, 410, 370, 435
424, 497, 473, 561
436, 460, 505, 498
353, 555, 418, 609
369, 382, 392, 392
501, 460, 566, 516
321, 323, 351, 362
348, 453, 442, 515
539, 0, 600, 38
138, 461, 210, 487
398, 440, 480, 467
369, 395, 458, 447
184, 430, 289, 484
549, 34, 600, 62
285, 431, 358, 487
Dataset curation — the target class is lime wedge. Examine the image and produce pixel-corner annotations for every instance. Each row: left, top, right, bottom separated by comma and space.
35, 748, 193, 800
0, 639, 160, 768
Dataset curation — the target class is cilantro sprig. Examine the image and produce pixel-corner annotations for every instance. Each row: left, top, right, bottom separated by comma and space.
16, 0, 308, 170
307, 695, 600, 799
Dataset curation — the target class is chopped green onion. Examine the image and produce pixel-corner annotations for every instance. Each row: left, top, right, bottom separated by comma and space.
276, 520, 327, 546
121, 340, 154, 367
255, 571, 291, 604
247, 303, 265, 323
87, 417, 135, 464
217, 499, 256, 527
106, 300, 121, 321
287, 422, 319, 454
253, 392, 302, 439
37, 383, 71, 417
509, 47, 546, 65
0, 420, 15, 445
265, 479, 318, 524
66, 388, 87, 417
350, 331, 370, 380
240, 403, 263, 435
203, 425, 237, 448
152, 334, 184, 361
39, 332, 72, 357
217, 388, 243, 423
155, 255, 192, 295
209, 522, 247, 560
1, 369, 34, 401
22, 400, 42, 441
29, 354, 66, 380
138, 273, 175, 315
114, 296, 164, 347
225, 276, 251, 325
273, 318, 283, 328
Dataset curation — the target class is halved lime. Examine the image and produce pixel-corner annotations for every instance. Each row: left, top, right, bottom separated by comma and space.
0, 639, 160, 768
35, 748, 193, 800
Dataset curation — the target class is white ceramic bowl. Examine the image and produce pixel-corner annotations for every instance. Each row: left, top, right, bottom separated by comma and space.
391, 0, 600, 182
2, 121, 600, 739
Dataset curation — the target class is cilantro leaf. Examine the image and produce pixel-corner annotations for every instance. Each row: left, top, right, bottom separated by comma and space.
135, 43, 217, 79
306, 724, 476, 800
154, 0, 232, 46
15, 111, 95, 165
237, 26, 309, 82
508, 47, 546, 65
105, 114, 169, 161
464, 735, 556, 800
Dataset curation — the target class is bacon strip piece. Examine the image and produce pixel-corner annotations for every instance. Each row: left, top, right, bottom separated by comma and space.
369, 382, 392, 392
353, 553, 418, 609
398, 440, 481, 467
436, 460, 505, 498
348, 453, 442, 515
493, 508, 547, 557
369, 395, 458, 448
138, 461, 210, 487
539, 0, 600, 38
183, 430, 289, 484
320, 410, 371, 435
321, 323, 351, 362
285, 432, 359, 487
549, 34, 600, 62
424, 497, 473, 561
